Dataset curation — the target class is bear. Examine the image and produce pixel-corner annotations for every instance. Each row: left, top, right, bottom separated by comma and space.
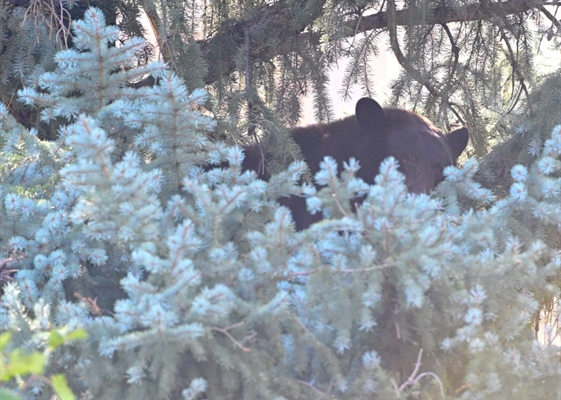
241, 97, 469, 230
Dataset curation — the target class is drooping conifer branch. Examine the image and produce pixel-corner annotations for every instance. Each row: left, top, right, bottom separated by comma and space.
199, 0, 542, 84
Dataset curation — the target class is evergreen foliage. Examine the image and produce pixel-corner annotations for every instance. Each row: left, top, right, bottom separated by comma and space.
479, 71, 561, 196
0, 8, 560, 400
186, 0, 555, 159
2, 1, 558, 171
0, 0, 145, 139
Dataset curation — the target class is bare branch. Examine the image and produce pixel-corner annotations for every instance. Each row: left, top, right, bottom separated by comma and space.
211, 323, 251, 352
399, 348, 425, 391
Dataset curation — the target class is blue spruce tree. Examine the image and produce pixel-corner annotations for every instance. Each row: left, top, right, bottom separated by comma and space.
0, 7, 560, 400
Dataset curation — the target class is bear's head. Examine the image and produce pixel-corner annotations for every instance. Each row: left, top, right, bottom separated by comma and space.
355, 97, 469, 193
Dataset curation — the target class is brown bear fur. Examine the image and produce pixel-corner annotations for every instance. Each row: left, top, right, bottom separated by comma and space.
242, 98, 469, 230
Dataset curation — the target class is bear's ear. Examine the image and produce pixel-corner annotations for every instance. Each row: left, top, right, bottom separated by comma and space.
355, 97, 387, 134
445, 127, 469, 159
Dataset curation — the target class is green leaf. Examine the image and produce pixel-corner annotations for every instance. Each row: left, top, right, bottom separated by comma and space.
0, 332, 11, 351
51, 374, 76, 400
49, 328, 87, 350
0, 388, 23, 400
2, 349, 46, 381
65, 328, 88, 342
49, 331, 65, 349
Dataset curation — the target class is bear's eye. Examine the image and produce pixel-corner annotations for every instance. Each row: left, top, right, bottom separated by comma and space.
401, 155, 415, 165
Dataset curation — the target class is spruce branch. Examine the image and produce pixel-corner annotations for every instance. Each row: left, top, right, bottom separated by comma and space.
440, 23, 464, 125
397, 347, 424, 392
396, 348, 445, 397
386, 0, 439, 98
333, 263, 395, 274
538, 4, 561, 33
295, 379, 328, 397
0, 263, 18, 283
197, 0, 541, 85
73, 292, 113, 317
385, 0, 472, 116
21, 0, 72, 48
497, 17, 533, 114
210, 322, 250, 353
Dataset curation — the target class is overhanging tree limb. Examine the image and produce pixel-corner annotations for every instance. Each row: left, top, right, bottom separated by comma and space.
198, 0, 541, 85
345, 0, 535, 32
386, 0, 466, 124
